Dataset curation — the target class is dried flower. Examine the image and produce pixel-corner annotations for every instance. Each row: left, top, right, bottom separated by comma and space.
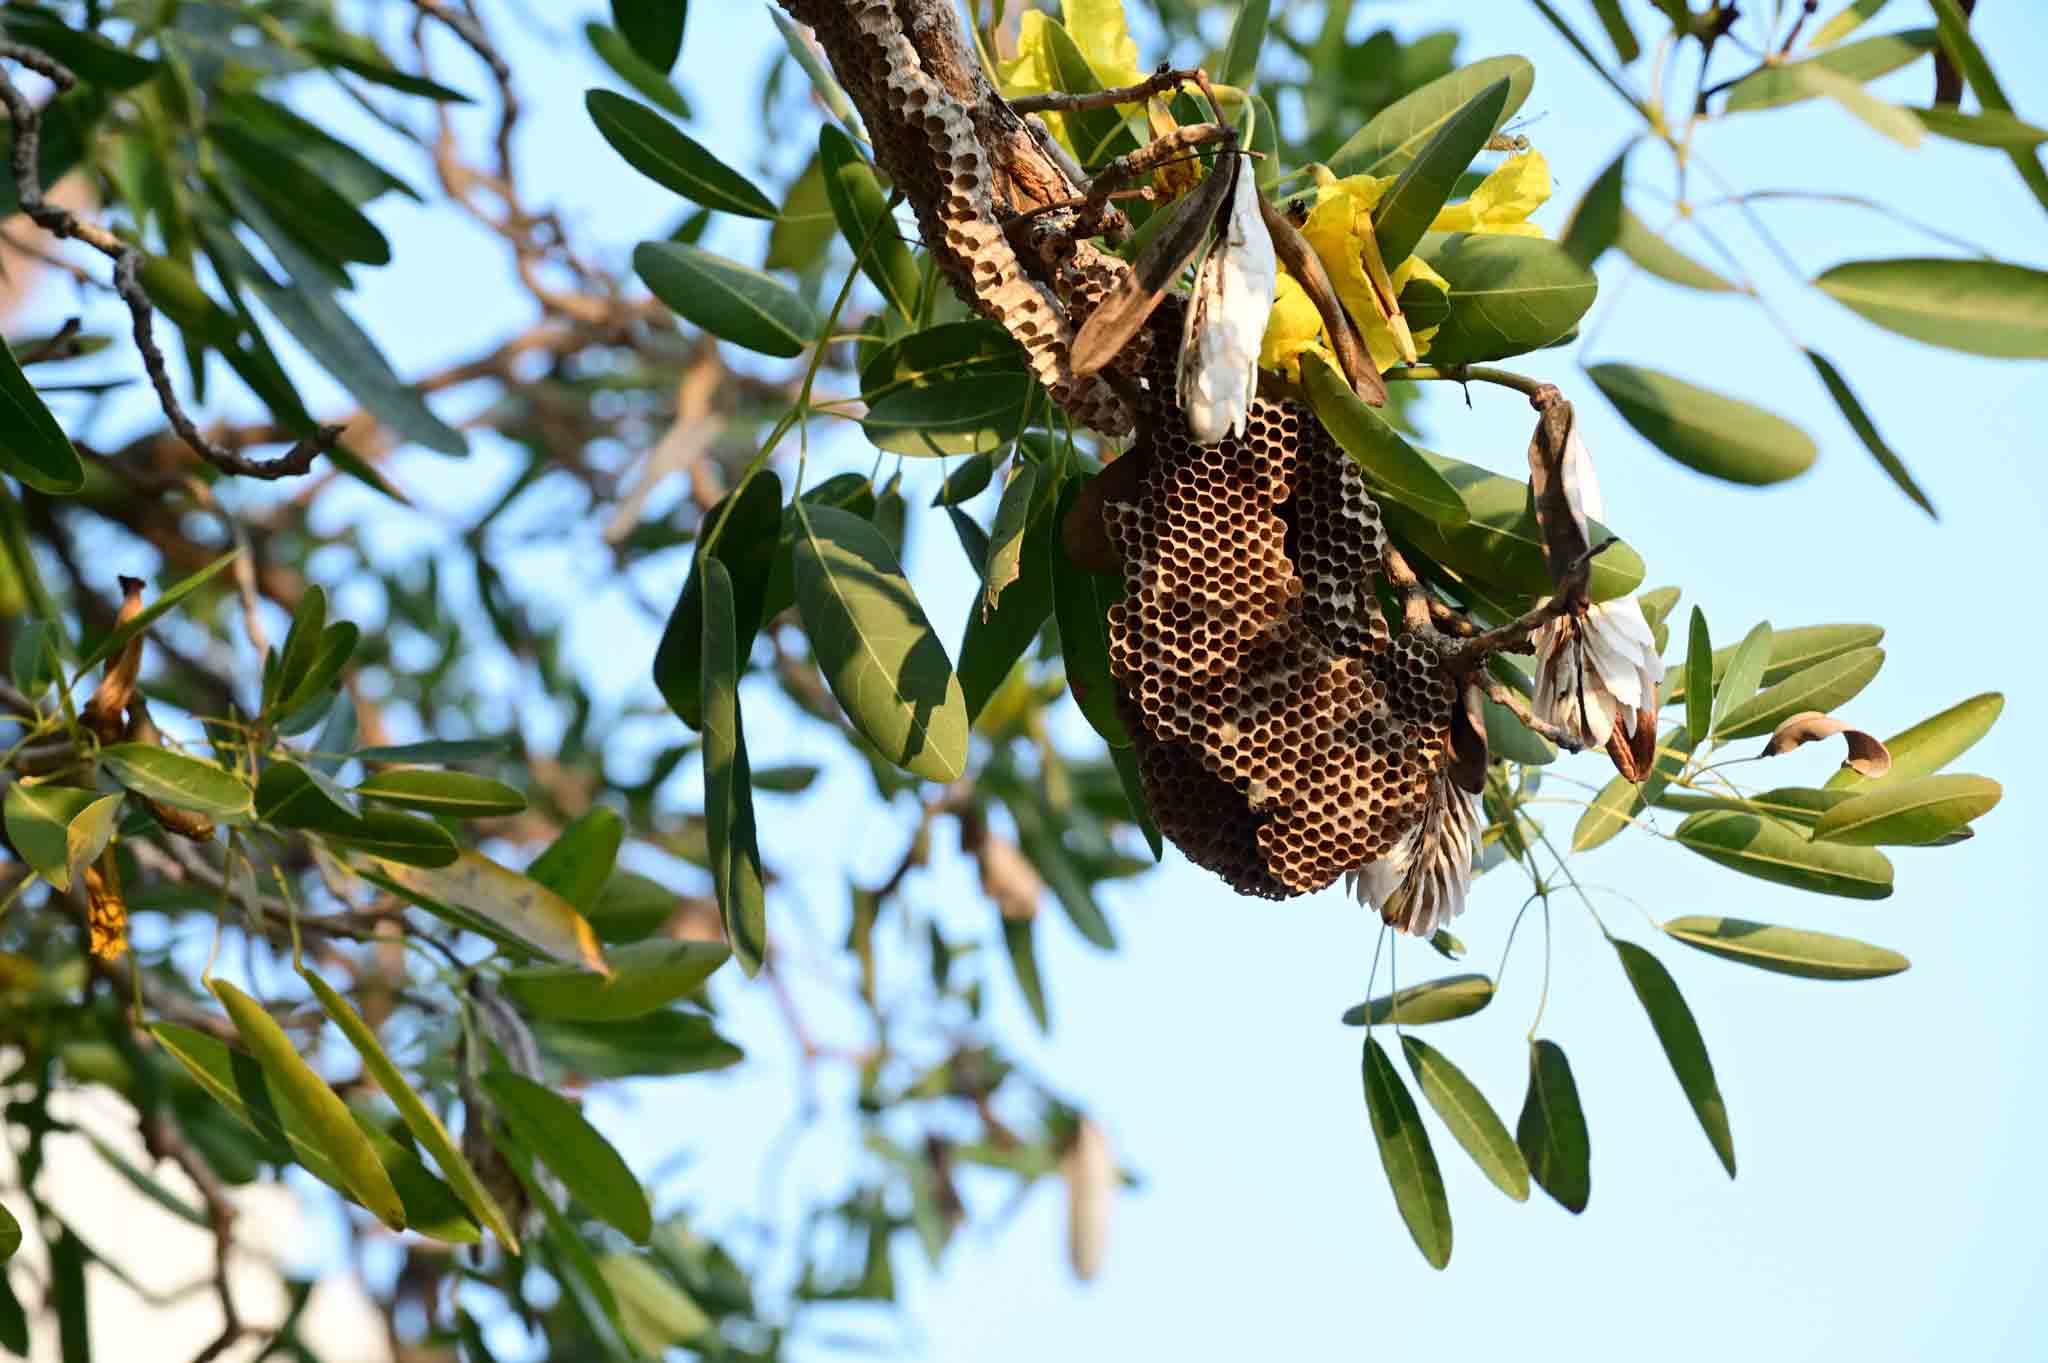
1179, 161, 1276, 443
1346, 772, 1479, 939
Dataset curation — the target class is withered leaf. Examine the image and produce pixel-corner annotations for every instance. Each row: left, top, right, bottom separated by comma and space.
1760, 710, 1892, 777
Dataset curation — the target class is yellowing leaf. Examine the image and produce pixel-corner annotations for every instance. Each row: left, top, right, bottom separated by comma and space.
373, 852, 607, 973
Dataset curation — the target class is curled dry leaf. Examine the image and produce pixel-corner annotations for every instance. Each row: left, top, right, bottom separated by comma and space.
1606, 703, 1658, 784
1760, 710, 1892, 777
1061, 1117, 1115, 1282
81, 576, 147, 744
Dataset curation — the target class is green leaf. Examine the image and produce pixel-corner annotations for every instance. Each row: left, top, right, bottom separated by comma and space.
701, 560, 768, 976
767, 8, 858, 129
1329, 57, 1536, 178
1811, 773, 2000, 845
1109, 743, 1163, 861
269, 585, 330, 714
1614, 941, 1735, 1177
319, 810, 459, 867
1590, 0, 1641, 63
1826, 691, 2001, 792
1361, 1037, 1451, 1269
1804, 349, 1934, 516
765, 152, 832, 273
932, 453, 997, 507
1588, 364, 1816, 486
0, 1200, 19, 1262
653, 472, 783, 730
1674, 810, 1894, 898
1562, 142, 1628, 269
1810, 0, 1893, 48
1909, 106, 2048, 148
1342, 974, 1493, 1027
0, 1253, 23, 1349
600, 1252, 711, 1352
1713, 647, 1884, 740
137, 254, 241, 347
1051, 485, 1129, 747
209, 979, 407, 1230
863, 374, 1039, 458
585, 90, 772, 219
1784, 62, 1924, 146
530, 1010, 743, 1079
1482, 695, 1555, 765
1928, 0, 2048, 217
501, 940, 731, 1021
634, 241, 817, 358
353, 739, 510, 764
1219, 0, 1271, 87
526, 807, 626, 914
1661, 915, 1909, 979
354, 768, 526, 818
1813, 258, 2048, 359
1302, 354, 1467, 524
1517, 1040, 1589, 1213
370, 852, 607, 970
819, 125, 920, 319
1003, 916, 1050, 1031
98, 745, 252, 819
1656, 786, 1855, 827
0, 11, 158, 89
1684, 608, 1713, 746
609, 0, 686, 73
212, 126, 391, 268
1379, 450, 1644, 609
860, 321, 1027, 404
482, 1071, 651, 1243
1006, 782, 1116, 951
1572, 724, 1689, 852
76, 551, 239, 670
1666, 621, 1882, 708
212, 90, 420, 207
1614, 209, 1739, 292
793, 506, 970, 782
1400, 1036, 1528, 1202
1722, 29, 1935, 112
5, 784, 102, 891
1412, 232, 1600, 366
299, 968, 520, 1250
303, 39, 473, 102
960, 473, 1059, 726
1371, 78, 1509, 271
1033, 18, 1140, 166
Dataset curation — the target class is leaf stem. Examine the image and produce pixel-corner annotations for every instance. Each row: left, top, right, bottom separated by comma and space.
1382, 363, 1553, 400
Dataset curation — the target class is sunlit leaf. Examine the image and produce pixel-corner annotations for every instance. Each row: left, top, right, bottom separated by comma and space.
1826, 692, 2001, 792
1401, 1035, 1528, 1202
1665, 622, 1882, 708
76, 551, 239, 670
1811, 773, 2000, 845
1373, 78, 1509, 270
1362, 1037, 1451, 1269
1588, 364, 1816, 486
372, 852, 608, 970
501, 940, 731, 1021
701, 560, 767, 975
4, 784, 101, 892
99, 745, 252, 819
526, 807, 626, 914
1909, 106, 2048, 148
609, 0, 686, 73
1674, 810, 1893, 898
1219, 0, 1271, 87
1928, 0, 2048, 216
1614, 942, 1735, 1177
355, 768, 526, 817
1712, 647, 1884, 740
530, 1010, 743, 1078
600, 1252, 711, 1351
863, 374, 1038, 458
1303, 353, 1467, 524
1561, 142, 1628, 269
1614, 209, 1738, 292
1684, 608, 1713, 746
1330, 57, 1536, 178
1414, 232, 1599, 366
1661, 916, 1908, 980
586, 22, 690, 118
1813, 258, 2048, 358
1722, 29, 1935, 112
1784, 63, 1923, 147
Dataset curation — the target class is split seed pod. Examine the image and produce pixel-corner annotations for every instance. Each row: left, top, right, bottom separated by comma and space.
1178, 157, 1278, 443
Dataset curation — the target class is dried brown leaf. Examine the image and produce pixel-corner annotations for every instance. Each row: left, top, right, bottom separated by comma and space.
1527, 403, 1590, 585
1760, 710, 1892, 777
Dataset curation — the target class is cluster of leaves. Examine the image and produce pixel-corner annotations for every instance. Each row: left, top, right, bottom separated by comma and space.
0, 1, 2034, 1358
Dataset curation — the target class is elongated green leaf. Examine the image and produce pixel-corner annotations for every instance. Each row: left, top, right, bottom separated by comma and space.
793, 506, 969, 781
768, 7, 858, 128
1657, 786, 1855, 826
213, 126, 391, 267
588, 26, 691, 121
1517, 1040, 1589, 1213
653, 471, 783, 730
299, 968, 520, 1250
1826, 691, 2000, 792
1813, 258, 2048, 358
303, 39, 473, 102
819, 125, 919, 318
5, 783, 101, 891
1412, 232, 1600, 366
860, 321, 1027, 404
532, 1010, 744, 1078
1562, 143, 1628, 268
482, 1071, 650, 1243
319, 810, 459, 867
1684, 609, 1713, 745
354, 739, 509, 764
1373, 79, 1509, 271
1723, 29, 1935, 112
501, 940, 731, 1021
1362, 1037, 1451, 1269
269, 586, 329, 714
373, 852, 608, 970
1219, 0, 1271, 86
1378, 450, 1643, 609
1109, 743, 1163, 861
609, 0, 685, 73
98, 745, 252, 818
210, 979, 406, 1230
635, 241, 816, 358
1573, 724, 1689, 851
1589, 364, 1816, 486
212, 91, 419, 206
0, 338, 85, 493
1342, 974, 1493, 1027
1614, 942, 1735, 1177
863, 374, 1038, 458
1330, 57, 1536, 178
1003, 916, 1049, 1031
1666, 622, 1882, 708
1909, 106, 2048, 148
1051, 485, 1129, 746
1674, 810, 1893, 898
1615, 209, 1739, 292
701, 560, 767, 976
1811, 773, 1999, 845
77, 551, 239, 670
1400, 1035, 1528, 1202
1590, 0, 1640, 62
1713, 647, 1884, 740
602, 1252, 711, 1350
1804, 349, 1934, 516
586, 90, 770, 218
1303, 354, 1466, 524
1928, 0, 2048, 217
1006, 782, 1116, 951
257, 762, 359, 829
1786, 62, 1923, 146
526, 808, 625, 914
354, 768, 526, 817
1662, 916, 1908, 979
1810, 0, 1892, 48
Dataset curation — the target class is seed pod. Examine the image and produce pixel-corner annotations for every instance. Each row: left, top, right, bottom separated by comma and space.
81, 577, 146, 745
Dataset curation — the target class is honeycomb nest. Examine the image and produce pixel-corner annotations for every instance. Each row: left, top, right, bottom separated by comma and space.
1098, 299, 1456, 898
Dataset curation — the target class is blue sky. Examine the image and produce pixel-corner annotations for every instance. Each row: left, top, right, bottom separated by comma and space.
38, 2, 2048, 1359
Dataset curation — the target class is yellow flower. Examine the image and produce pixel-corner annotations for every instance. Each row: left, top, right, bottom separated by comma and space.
997, 2, 1144, 153
1259, 151, 1553, 380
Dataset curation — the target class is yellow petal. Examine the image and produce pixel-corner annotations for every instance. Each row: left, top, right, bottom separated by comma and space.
1430, 150, 1554, 236
1063, 0, 1145, 89
1259, 270, 1331, 380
